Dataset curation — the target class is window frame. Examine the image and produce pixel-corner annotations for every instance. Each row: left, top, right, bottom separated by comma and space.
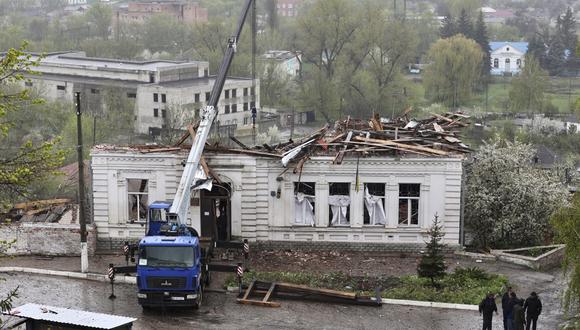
328, 182, 350, 226
363, 183, 386, 226
294, 182, 316, 226
153, 93, 158, 102
128, 179, 149, 223
398, 183, 420, 226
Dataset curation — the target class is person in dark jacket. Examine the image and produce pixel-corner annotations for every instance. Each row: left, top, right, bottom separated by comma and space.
479, 292, 498, 330
505, 291, 520, 330
513, 296, 526, 330
502, 287, 513, 330
524, 292, 542, 330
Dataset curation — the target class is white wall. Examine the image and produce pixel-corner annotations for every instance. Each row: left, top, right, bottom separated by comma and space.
91, 150, 464, 246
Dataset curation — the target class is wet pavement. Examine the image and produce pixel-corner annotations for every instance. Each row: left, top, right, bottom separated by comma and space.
0, 273, 542, 330
0, 254, 566, 329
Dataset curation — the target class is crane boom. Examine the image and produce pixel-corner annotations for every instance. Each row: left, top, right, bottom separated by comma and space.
168, 0, 255, 225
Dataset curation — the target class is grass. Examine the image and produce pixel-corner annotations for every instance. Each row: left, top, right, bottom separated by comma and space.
225, 267, 509, 305
404, 76, 579, 114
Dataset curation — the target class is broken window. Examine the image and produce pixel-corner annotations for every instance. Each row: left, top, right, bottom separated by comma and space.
294, 182, 315, 226
364, 183, 386, 225
128, 179, 148, 223
398, 184, 419, 226
329, 183, 350, 226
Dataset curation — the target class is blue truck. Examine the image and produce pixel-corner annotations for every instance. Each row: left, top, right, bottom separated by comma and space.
111, 0, 254, 309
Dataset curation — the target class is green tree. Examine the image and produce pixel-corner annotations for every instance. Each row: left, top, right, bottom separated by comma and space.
86, 3, 112, 40
423, 35, 482, 107
456, 8, 473, 39
0, 46, 65, 206
417, 214, 447, 287
551, 194, 580, 314
509, 55, 548, 114
557, 7, 577, 52
465, 139, 568, 249
473, 11, 491, 88
440, 14, 455, 39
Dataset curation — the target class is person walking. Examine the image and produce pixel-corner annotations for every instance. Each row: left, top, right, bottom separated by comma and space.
505, 291, 519, 330
513, 296, 526, 330
502, 287, 513, 330
524, 292, 542, 330
479, 292, 498, 330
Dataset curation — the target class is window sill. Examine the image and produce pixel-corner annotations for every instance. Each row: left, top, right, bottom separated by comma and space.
292, 224, 315, 227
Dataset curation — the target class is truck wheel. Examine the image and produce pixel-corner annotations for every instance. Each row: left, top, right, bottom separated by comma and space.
193, 286, 203, 310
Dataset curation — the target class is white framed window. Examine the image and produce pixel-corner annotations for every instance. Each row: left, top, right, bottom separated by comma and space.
128, 179, 148, 223
294, 182, 315, 226
364, 183, 386, 225
398, 184, 419, 226
329, 182, 350, 226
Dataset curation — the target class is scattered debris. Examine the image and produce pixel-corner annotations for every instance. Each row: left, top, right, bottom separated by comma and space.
237, 280, 381, 307
1, 199, 76, 224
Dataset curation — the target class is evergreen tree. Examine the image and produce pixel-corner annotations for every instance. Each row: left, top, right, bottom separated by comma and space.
440, 14, 455, 39
546, 34, 566, 75
473, 11, 491, 87
265, 0, 279, 31
558, 7, 577, 52
528, 34, 547, 66
456, 8, 473, 39
417, 214, 447, 287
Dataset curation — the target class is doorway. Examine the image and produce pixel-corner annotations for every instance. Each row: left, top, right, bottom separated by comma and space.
200, 183, 231, 241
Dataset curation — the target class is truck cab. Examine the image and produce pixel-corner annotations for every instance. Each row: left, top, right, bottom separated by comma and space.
136, 236, 205, 308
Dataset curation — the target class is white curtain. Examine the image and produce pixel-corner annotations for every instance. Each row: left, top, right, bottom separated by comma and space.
364, 188, 386, 225
294, 192, 315, 226
328, 195, 350, 225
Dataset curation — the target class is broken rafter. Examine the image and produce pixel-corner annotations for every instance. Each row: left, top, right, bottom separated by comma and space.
352, 136, 450, 156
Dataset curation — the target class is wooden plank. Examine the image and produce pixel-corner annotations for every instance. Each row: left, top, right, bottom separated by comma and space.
224, 148, 283, 158
263, 282, 276, 302
13, 199, 71, 210
352, 136, 449, 156
236, 298, 281, 307
275, 282, 357, 300
140, 147, 182, 153
242, 280, 256, 301
228, 135, 249, 149
345, 141, 431, 156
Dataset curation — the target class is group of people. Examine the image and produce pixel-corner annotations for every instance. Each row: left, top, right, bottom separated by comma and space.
479, 287, 543, 330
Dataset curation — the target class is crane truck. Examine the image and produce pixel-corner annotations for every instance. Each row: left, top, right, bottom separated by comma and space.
112, 0, 255, 309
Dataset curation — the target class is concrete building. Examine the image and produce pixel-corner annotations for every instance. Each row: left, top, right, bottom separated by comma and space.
259, 50, 301, 77
277, 0, 302, 17
490, 41, 528, 76
21, 51, 260, 135
116, 1, 208, 24
91, 146, 465, 250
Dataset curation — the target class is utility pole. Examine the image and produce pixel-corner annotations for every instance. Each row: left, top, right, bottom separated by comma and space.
76, 92, 88, 273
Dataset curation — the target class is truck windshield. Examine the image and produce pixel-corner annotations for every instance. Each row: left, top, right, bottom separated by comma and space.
140, 246, 195, 268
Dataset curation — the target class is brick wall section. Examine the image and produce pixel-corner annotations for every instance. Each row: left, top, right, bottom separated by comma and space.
0, 223, 96, 256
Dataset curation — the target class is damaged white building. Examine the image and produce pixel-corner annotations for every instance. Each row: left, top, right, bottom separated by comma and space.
91, 114, 469, 250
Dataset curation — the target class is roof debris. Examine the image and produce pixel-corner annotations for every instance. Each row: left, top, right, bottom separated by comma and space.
93, 112, 471, 174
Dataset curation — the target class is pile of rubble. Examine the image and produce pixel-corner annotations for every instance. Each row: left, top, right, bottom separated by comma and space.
212, 111, 472, 171
1, 199, 75, 224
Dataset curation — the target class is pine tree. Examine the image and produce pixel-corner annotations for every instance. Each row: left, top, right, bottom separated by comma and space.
456, 8, 473, 39
417, 214, 447, 287
547, 34, 566, 75
558, 7, 577, 52
473, 11, 491, 87
440, 14, 455, 39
